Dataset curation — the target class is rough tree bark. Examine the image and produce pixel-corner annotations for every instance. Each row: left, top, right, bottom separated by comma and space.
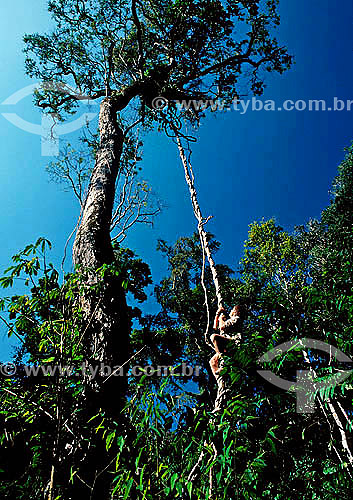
68, 99, 131, 500
73, 99, 130, 381
73, 99, 122, 274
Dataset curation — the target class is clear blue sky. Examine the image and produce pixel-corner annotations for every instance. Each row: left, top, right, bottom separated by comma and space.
0, 1, 353, 359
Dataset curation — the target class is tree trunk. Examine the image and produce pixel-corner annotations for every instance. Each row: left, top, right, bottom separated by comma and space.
73, 98, 130, 379
73, 99, 121, 272
68, 99, 131, 500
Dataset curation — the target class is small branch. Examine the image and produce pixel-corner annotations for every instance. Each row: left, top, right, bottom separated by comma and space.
208, 441, 218, 499
327, 400, 353, 467
187, 440, 206, 482
0, 315, 22, 341
131, 0, 145, 78
302, 350, 353, 474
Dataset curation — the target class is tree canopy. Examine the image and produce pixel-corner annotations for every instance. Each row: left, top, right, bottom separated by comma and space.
24, 0, 292, 121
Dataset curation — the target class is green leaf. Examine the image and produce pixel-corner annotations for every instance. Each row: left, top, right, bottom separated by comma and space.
170, 472, 178, 491
106, 431, 116, 451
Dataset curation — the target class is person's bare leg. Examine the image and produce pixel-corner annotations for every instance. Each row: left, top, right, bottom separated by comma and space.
210, 353, 221, 379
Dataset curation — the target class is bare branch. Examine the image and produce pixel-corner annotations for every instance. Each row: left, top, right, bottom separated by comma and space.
131, 0, 145, 78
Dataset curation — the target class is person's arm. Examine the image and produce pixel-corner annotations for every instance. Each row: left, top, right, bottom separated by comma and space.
213, 306, 225, 330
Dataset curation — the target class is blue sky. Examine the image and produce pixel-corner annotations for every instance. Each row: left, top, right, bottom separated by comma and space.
0, 0, 352, 359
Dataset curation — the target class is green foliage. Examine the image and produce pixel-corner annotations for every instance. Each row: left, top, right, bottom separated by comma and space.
2, 145, 353, 497
23, 0, 293, 123
0, 238, 153, 498
113, 244, 152, 304
125, 146, 353, 499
